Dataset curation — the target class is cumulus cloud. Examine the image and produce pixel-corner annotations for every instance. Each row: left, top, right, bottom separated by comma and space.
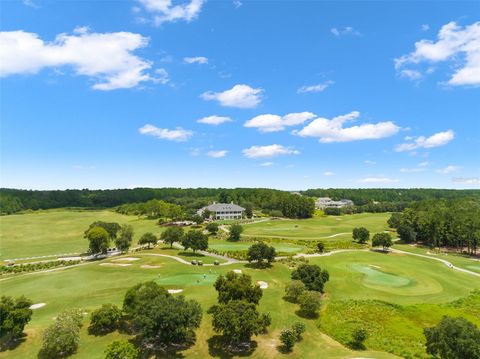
0, 29, 162, 90
295, 111, 400, 143
395, 21, 480, 86
201, 84, 263, 108
139, 124, 193, 141
436, 165, 461, 174
184, 56, 208, 64
297, 81, 334, 93
452, 177, 480, 185
243, 144, 299, 159
331, 26, 361, 37
197, 115, 232, 125
395, 130, 454, 152
207, 150, 228, 158
358, 177, 399, 184
137, 0, 204, 26
421, 24, 430, 31
244, 112, 316, 133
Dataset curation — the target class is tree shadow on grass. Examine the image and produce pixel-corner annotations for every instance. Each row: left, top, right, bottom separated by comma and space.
207, 335, 257, 359
0, 334, 27, 353
276, 345, 293, 354
178, 252, 206, 258
347, 341, 366, 350
244, 262, 273, 270
294, 310, 319, 320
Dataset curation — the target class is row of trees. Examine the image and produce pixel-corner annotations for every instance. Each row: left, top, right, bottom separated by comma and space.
84, 221, 134, 254
388, 199, 480, 254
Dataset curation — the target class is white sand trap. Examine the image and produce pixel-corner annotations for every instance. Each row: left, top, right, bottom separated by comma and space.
141, 265, 161, 269
257, 281, 268, 289
100, 263, 131, 267
30, 303, 46, 309
59, 256, 82, 261
233, 269, 242, 274
113, 257, 140, 262
369, 265, 381, 269
335, 217, 342, 221
168, 289, 183, 294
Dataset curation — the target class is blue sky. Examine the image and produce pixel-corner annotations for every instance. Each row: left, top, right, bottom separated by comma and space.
1, 0, 479, 190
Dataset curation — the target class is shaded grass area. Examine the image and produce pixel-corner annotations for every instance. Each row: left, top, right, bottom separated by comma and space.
320, 291, 480, 359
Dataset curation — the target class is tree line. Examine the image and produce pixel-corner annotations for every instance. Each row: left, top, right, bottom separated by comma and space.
389, 199, 480, 254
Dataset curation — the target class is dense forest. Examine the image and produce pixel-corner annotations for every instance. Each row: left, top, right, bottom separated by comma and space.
0, 188, 315, 219
390, 199, 480, 254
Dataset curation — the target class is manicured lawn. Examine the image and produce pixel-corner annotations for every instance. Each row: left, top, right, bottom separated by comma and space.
243, 213, 391, 241
0, 209, 161, 260
208, 238, 304, 253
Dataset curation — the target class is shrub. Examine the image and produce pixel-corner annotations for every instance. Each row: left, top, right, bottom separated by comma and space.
89, 304, 122, 334
104, 341, 139, 359
298, 291, 321, 318
292, 322, 306, 340
279, 329, 297, 352
351, 327, 368, 349
284, 280, 306, 303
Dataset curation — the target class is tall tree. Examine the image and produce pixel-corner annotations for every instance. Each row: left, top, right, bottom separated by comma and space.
115, 224, 134, 252
0, 295, 33, 344
181, 230, 208, 253
84, 221, 121, 240
161, 227, 184, 248
214, 271, 263, 305
228, 224, 244, 242
85, 226, 110, 254
138, 232, 158, 248
291, 264, 329, 293
247, 242, 276, 265
352, 227, 370, 244
372, 232, 393, 251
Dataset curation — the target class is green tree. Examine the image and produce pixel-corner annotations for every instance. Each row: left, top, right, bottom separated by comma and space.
123, 282, 202, 349
84, 222, 121, 240
104, 341, 138, 359
89, 304, 122, 334
372, 232, 393, 251
138, 232, 158, 248
279, 329, 297, 352
39, 309, 83, 358
424, 316, 480, 359
246, 242, 276, 265
192, 214, 204, 225
244, 203, 253, 219
284, 280, 306, 303
291, 264, 329, 293
161, 227, 184, 248
115, 225, 134, 252
0, 295, 33, 344
351, 327, 369, 349
228, 224, 243, 241
86, 226, 110, 254
214, 271, 263, 305
208, 300, 270, 345
397, 223, 416, 243
181, 230, 208, 253
352, 227, 370, 244
298, 291, 321, 318
202, 209, 212, 220
316, 241, 325, 253
292, 322, 306, 340
205, 222, 219, 235
387, 213, 402, 229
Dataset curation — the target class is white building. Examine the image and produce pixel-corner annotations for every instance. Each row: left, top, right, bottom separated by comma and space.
315, 197, 354, 209
197, 202, 245, 220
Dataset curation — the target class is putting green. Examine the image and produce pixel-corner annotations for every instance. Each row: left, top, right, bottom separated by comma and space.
156, 273, 219, 286
467, 265, 480, 271
350, 264, 411, 288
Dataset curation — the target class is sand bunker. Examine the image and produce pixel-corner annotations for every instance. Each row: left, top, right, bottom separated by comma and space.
100, 263, 131, 267
233, 269, 242, 274
141, 265, 161, 269
59, 256, 82, 261
369, 264, 381, 269
30, 303, 46, 309
257, 281, 268, 289
167, 289, 183, 294
113, 257, 139, 262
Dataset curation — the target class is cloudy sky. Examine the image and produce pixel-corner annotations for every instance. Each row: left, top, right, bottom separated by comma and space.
1, 0, 479, 190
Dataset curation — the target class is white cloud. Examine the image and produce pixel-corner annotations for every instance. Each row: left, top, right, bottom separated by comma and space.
243, 144, 299, 159
358, 177, 399, 184
421, 24, 430, 31
207, 150, 228, 158
395, 21, 480, 86
244, 112, 316, 133
364, 160, 376, 165
400, 161, 430, 173
452, 177, 480, 185
233, 0, 242, 8
201, 84, 263, 108
197, 115, 232, 125
260, 162, 274, 167
295, 111, 400, 143
323, 171, 335, 176
139, 124, 193, 141
297, 81, 334, 93
395, 130, 454, 152
22, 0, 39, 8
331, 26, 361, 37
0, 29, 161, 90
184, 56, 208, 64
190, 147, 201, 156
399, 69, 423, 80
436, 165, 461, 174
137, 0, 205, 26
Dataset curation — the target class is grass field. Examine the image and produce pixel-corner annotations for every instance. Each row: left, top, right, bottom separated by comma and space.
0, 209, 161, 260
243, 213, 391, 241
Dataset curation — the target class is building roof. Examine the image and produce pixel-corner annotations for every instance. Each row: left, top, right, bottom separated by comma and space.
201, 203, 245, 212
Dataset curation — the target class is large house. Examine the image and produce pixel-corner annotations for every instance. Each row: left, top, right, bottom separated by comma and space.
315, 197, 354, 209
197, 202, 245, 220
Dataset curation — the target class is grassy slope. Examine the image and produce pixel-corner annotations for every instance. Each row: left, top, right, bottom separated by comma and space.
0, 209, 161, 260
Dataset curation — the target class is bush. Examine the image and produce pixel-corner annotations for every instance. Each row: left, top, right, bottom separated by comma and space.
298, 291, 321, 318
284, 280, 306, 303
104, 340, 139, 359
292, 322, 306, 340
206, 222, 219, 235
279, 329, 297, 352
351, 327, 368, 349
0, 295, 33, 344
89, 304, 122, 334
228, 224, 244, 241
